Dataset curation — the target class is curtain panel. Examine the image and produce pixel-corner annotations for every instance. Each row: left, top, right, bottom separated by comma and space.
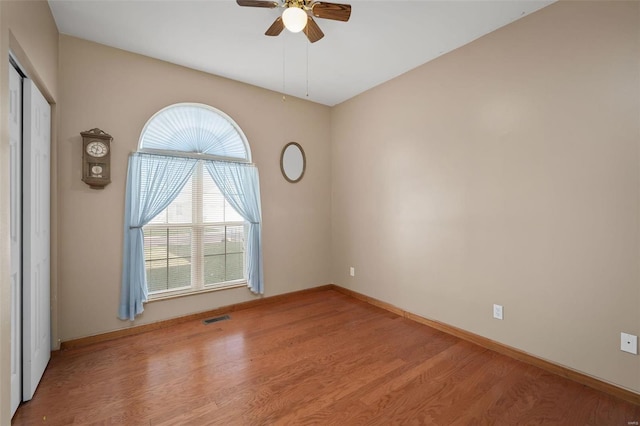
205, 161, 264, 294
119, 153, 197, 320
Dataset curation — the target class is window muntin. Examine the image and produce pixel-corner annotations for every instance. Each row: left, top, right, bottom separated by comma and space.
143, 162, 245, 297
203, 225, 244, 285
144, 228, 192, 293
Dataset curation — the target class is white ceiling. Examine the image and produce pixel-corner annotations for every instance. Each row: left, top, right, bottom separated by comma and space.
48, 0, 553, 106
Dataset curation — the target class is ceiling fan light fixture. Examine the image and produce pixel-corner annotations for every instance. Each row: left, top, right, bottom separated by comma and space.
282, 6, 307, 33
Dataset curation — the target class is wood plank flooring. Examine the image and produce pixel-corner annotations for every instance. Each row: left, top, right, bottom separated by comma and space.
12, 289, 640, 425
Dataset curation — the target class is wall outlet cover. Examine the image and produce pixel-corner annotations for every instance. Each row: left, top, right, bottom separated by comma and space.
493, 304, 503, 320
621, 332, 638, 355
349, 267, 355, 277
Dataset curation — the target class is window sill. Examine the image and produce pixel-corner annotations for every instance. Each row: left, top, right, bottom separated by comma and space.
147, 281, 247, 303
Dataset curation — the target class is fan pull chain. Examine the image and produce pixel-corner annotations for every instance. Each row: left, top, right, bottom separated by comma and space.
282, 36, 286, 102
305, 40, 309, 98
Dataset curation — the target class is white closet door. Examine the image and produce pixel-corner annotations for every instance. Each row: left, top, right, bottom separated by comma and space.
22, 79, 51, 401
9, 63, 23, 417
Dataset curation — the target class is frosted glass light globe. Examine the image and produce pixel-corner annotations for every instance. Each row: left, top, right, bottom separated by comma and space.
282, 7, 307, 33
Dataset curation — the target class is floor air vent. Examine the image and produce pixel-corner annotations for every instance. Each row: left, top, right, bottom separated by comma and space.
203, 314, 230, 325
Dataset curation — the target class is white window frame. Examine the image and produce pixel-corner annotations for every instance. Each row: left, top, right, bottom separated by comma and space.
144, 162, 247, 301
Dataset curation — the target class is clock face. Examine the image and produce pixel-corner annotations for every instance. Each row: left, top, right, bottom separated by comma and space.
86, 140, 109, 158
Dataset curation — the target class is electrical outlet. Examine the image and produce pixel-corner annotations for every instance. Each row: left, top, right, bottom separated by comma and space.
493, 304, 503, 320
621, 332, 638, 355
349, 267, 355, 277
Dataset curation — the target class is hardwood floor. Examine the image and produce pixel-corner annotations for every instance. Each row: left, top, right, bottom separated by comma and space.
12, 289, 640, 425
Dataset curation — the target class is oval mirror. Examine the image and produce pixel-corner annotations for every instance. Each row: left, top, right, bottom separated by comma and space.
280, 142, 306, 183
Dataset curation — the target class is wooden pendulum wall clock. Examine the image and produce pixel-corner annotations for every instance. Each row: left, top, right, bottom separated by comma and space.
81, 128, 113, 189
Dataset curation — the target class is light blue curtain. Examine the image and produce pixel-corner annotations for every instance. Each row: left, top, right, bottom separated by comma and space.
119, 152, 197, 320
205, 161, 264, 294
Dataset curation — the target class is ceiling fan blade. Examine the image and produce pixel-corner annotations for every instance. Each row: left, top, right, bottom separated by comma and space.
304, 15, 324, 43
265, 17, 285, 36
311, 2, 351, 22
236, 0, 278, 8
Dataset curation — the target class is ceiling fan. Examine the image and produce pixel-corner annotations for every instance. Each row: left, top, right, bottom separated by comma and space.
236, 0, 351, 43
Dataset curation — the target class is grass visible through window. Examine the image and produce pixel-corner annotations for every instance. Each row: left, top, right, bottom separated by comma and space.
144, 225, 244, 294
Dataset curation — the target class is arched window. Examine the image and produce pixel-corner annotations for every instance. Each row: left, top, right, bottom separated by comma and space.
119, 104, 263, 321
138, 103, 251, 161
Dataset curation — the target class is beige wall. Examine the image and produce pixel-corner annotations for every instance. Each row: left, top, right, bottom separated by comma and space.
0, 1, 59, 423
331, 1, 640, 393
57, 35, 332, 341
2, 1, 638, 421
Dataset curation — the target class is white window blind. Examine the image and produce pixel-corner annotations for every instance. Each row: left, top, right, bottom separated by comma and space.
143, 162, 245, 296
